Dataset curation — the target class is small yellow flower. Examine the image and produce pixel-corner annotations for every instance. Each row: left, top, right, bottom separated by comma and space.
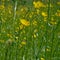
41, 12, 47, 17
33, 1, 45, 8
15, 37, 18, 40
46, 48, 50, 51
20, 19, 30, 26
41, 58, 45, 60
33, 34, 37, 38
21, 41, 26, 45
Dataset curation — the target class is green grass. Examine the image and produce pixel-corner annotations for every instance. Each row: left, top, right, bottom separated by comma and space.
0, 0, 60, 60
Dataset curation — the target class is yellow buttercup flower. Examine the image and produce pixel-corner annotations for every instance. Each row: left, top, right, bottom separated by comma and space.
46, 48, 50, 52
33, 34, 37, 38
33, 1, 45, 8
41, 58, 45, 60
41, 12, 48, 17
20, 19, 30, 26
21, 41, 26, 45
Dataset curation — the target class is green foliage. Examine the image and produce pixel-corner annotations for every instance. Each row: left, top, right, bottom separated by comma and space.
0, 0, 60, 60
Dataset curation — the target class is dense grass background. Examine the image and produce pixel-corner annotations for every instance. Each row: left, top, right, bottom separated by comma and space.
0, 0, 60, 60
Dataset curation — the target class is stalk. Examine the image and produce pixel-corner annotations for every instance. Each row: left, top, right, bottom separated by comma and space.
13, 1, 18, 60
13, 1, 17, 21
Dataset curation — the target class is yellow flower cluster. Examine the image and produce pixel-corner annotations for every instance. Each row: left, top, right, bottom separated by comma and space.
33, 1, 45, 8
20, 19, 30, 26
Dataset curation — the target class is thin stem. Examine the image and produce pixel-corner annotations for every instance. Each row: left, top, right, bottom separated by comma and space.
14, 1, 17, 21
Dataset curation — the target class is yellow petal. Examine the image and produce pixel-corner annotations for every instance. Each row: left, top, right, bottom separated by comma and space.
20, 19, 30, 26
41, 12, 47, 17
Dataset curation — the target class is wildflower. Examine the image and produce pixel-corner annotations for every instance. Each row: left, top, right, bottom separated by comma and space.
33, 34, 37, 38
41, 58, 45, 60
21, 41, 26, 45
20, 19, 30, 26
15, 36, 18, 40
33, 1, 45, 8
41, 12, 47, 17
46, 48, 50, 52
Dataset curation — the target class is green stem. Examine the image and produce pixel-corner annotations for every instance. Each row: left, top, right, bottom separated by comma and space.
14, 1, 17, 21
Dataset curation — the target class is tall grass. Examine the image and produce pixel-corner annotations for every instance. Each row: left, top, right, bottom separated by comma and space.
0, 0, 60, 60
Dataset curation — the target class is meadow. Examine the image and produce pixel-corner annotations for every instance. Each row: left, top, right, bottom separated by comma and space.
0, 0, 60, 60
